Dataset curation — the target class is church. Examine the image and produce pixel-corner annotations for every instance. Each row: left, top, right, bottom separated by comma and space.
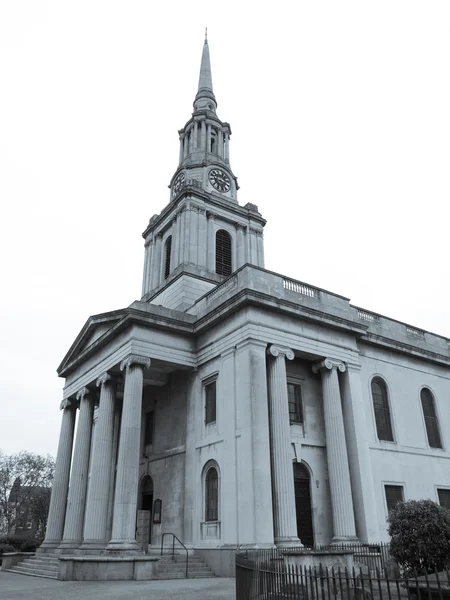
39, 37, 450, 577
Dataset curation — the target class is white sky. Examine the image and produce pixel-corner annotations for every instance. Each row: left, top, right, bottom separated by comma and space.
1, 1, 449, 457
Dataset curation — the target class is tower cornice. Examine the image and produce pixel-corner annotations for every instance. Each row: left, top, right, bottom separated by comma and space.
142, 185, 266, 239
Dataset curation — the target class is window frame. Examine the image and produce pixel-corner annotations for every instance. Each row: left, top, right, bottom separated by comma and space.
370, 376, 394, 442
215, 228, 233, 277
203, 461, 220, 523
287, 379, 304, 426
204, 379, 217, 426
420, 387, 443, 450
436, 487, 450, 511
164, 235, 172, 280
383, 483, 405, 514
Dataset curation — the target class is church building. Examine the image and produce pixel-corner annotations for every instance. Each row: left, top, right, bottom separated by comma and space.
39, 37, 450, 577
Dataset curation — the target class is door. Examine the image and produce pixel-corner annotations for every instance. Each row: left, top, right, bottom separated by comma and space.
294, 462, 314, 547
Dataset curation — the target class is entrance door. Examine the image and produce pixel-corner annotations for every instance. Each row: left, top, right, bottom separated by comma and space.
294, 462, 314, 547
139, 475, 154, 544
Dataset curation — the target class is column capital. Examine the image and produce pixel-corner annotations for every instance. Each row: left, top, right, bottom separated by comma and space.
60, 399, 73, 410
312, 358, 346, 375
268, 345, 294, 361
76, 387, 94, 402
96, 372, 121, 388
120, 354, 151, 372
206, 210, 215, 220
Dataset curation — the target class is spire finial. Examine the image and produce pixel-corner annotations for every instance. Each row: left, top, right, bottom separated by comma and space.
195, 32, 216, 111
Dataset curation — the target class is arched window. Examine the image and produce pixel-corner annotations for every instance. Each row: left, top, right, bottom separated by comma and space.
421, 388, 442, 449
371, 377, 394, 441
164, 236, 172, 279
215, 229, 232, 276
205, 466, 219, 522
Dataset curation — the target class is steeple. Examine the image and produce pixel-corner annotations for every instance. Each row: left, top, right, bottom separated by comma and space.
140, 36, 266, 306
194, 32, 217, 113
169, 35, 237, 203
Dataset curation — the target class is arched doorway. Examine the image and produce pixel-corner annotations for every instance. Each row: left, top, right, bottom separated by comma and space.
293, 462, 314, 547
139, 475, 153, 544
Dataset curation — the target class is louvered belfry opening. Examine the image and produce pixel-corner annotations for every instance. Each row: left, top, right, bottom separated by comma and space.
164, 236, 172, 279
215, 229, 232, 276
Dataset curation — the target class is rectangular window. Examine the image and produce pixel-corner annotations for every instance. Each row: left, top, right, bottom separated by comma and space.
205, 381, 217, 425
385, 485, 404, 513
438, 489, 450, 511
288, 382, 303, 425
144, 411, 154, 446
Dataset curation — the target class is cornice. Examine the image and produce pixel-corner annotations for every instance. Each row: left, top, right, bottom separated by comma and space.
362, 333, 450, 367
142, 185, 265, 239
193, 288, 368, 337
57, 308, 196, 378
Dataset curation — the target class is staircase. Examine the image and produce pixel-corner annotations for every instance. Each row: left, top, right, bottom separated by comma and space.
157, 553, 215, 579
6, 555, 59, 579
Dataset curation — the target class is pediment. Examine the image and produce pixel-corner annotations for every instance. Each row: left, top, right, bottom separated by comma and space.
57, 310, 126, 375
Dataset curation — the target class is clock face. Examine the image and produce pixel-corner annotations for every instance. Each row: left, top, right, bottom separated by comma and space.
173, 172, 185, 194
209, 169, 231, 193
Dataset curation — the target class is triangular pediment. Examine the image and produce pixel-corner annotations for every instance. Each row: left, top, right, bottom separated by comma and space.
57, 310, 127, 375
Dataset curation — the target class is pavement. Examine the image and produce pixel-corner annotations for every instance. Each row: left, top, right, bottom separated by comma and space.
0, 571, 236, 600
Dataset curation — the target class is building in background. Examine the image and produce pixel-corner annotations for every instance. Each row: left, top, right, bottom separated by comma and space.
40, 36, 450, 577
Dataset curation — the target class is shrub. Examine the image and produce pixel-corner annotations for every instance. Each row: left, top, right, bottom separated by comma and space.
0, 543, 16, 556
388, 499, 450, 575
12, 536, 40, 552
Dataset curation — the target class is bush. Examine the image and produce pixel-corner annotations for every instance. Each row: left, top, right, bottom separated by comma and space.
388, 499, 450, 575
0, 543, 16, 555
0, 535, 40, 552
12, 536, 40, 552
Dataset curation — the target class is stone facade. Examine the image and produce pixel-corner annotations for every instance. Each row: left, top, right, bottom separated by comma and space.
41, 37, 450, 577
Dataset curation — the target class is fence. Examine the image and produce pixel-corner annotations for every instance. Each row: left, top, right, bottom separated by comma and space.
236, 547, 450, 600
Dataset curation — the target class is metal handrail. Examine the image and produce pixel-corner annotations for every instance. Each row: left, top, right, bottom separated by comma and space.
160, 532, 189, 578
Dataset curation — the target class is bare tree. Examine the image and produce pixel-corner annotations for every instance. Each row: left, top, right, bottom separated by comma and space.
0, 450, 55, 538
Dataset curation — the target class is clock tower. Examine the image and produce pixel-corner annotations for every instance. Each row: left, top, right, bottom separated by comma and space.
141, 35, 266, 311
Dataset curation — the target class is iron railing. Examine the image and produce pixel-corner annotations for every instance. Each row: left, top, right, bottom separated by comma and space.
236, 547, 450, 600
160, 532, 189, 578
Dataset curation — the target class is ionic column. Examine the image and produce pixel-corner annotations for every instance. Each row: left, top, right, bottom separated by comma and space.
312, 359, 358, 542
179, 135, 184, 163
151, 233, 162, 290
224, 132, 230, 161
236, 223, 245, 268
107, 354, 150, 551
206, 211, 215, 271
267, 345, 301, 547
39, 400, 76, 550
256, 231, 265, 268
218, 130, 223, 157
81, 373, 119, 549
193, 121, 198, 149
59, 387, 95, 549
207, 123, 212, 153
171, 215, 179, 270
142, 241, 152, 297
340, 364, 378, 542
201, 121, 206, 150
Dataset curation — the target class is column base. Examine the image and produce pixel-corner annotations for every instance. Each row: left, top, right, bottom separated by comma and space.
275, 537, 303, 548
58, 540, 82, 551
106, 540, 141, 553
36, 543, 61, 555
330, 536, 359, 545
78, 541, 108, 552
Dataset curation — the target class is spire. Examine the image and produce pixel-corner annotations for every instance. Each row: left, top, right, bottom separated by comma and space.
194, 32, 217, 112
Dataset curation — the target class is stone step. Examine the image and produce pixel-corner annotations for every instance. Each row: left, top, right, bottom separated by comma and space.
19, 560, 59, 572
24, 556, 59, 563
9, 565, 58, 579
157, 572, 215, 580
